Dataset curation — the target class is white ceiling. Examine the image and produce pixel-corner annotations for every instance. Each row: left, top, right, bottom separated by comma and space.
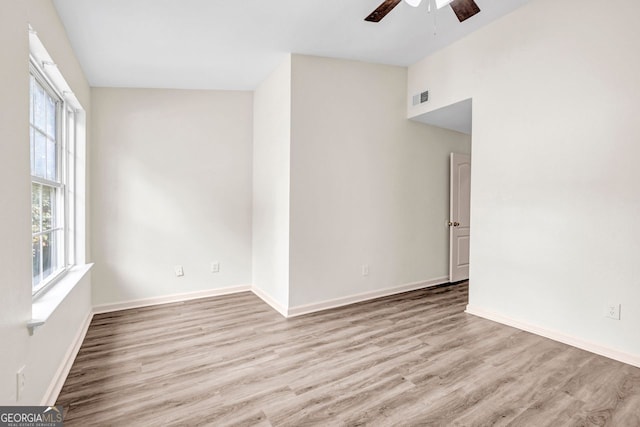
52, 0, 530, 91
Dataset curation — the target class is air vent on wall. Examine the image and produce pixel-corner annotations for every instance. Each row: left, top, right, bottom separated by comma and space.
412, 90, 429, 106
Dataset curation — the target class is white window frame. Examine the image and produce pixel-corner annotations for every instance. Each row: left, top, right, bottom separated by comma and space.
30, 58, 76, 297
28, 25, 89, 334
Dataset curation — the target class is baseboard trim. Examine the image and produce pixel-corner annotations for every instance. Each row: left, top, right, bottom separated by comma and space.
287, 276, 450, 318
40, 309, 93, 406
92, 284, 252, 314
465, 305, 640, 369
250, 286, 288, 317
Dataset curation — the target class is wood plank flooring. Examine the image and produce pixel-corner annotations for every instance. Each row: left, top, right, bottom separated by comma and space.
56, 282, 640, 426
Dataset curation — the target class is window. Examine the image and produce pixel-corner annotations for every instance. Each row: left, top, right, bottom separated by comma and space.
30, 63, 75, 295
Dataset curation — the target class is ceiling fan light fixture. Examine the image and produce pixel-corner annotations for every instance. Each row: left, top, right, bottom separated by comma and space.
434, 0, 454, 9
404, 0, 422, 7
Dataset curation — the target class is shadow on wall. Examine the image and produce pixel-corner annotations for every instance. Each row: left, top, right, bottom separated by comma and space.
411, 98, 472, 135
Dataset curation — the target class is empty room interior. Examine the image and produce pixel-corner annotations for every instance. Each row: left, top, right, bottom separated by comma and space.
2, 0, 640, 425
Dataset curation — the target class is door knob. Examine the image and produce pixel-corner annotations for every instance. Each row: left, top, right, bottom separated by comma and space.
454, 222, 460, 227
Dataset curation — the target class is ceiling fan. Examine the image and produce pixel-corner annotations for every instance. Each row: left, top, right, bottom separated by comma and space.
365, 0, 481, 23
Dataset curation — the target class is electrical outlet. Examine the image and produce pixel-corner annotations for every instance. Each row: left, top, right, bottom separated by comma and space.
605, 303, 621, 320
16, 366, 25, 401
174, 265, 184, 277
362, 264, 369, 276
211, 262, 220, 273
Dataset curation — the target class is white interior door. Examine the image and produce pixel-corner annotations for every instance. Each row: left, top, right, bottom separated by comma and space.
449, 153, 471, 282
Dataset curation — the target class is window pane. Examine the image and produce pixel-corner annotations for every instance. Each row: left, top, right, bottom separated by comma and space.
46, 138, 57, 181
30, 128, 35, 173
42, 231, 57, 280
31, 192, 63, 290
42, 231, 63, 280
46, 95, 56, 137
30, 76, 34, 125
41, 185, 56, 232
32, 235, 42, 288
34, 131, 47, 178
34, 82, 46, 130
32, 183, 42, 234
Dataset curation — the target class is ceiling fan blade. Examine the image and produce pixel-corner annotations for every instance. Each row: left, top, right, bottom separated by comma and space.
449, 0, 481, 22
365, 0, 402, 22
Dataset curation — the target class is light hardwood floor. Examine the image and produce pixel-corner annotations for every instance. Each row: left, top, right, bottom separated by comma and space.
57, 282, 640, 426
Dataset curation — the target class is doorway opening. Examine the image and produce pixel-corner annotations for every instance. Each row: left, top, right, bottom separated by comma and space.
411, 98, 472, 285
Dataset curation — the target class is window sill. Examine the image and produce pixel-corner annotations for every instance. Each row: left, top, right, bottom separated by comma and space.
28, 263, 93, 335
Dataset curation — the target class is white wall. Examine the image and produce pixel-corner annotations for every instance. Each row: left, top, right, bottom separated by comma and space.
0, 0, 92, 404
91, 88, 253, 305
408, 0, 640, 358
289, 55, 471, 307
252, 56, 292, 310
